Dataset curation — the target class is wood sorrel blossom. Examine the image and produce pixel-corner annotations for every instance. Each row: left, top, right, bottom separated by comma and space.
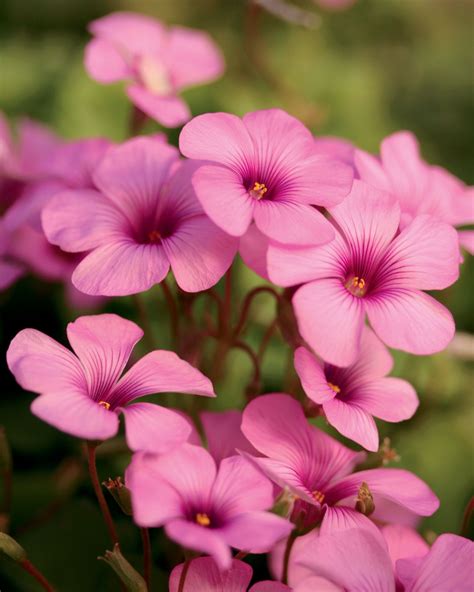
84, 12, 224, 127
6, 314, 215, 453
127, 444, 293, 570
269, 180, 460, 366
294, 328, 419, 451
241, 394, 439, 534
179, 108, 354, 245
42, 136, 238, 296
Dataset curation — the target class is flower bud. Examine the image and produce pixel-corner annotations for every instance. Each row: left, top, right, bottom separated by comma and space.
355, 481, 375, 516
0, 532, 27, 562
103, 477, 133, 516
99, 544, 147, 591
272, 487, 296, 519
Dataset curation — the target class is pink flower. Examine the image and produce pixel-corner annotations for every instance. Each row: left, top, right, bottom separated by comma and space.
200, 410, 259, 464
298, 528, 473, 592
269, 180, 460, 366
6, 313, 215, 453
179, 109, 353, 244
127, 443, 293, 569
241, 394, 439, 534
355, 131, 474, 255
84, 12, 224, 127
294, 327, 419, 451
42, 136, 238, 296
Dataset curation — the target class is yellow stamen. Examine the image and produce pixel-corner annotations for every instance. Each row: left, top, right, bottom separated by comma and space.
346, 275, 367, 297
327, 382, 341, 394
98, 401, 111, 410
352, 277, 365, 290
312, 490, 325, 504
195, 512, 211, 527
148, 229, 162, 243
250, 181, 268, 200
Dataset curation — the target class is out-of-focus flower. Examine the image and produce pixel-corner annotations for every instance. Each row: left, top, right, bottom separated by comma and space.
43, 136, 238, 296
355, 131, 474, 255
84, 12, 224, 127
294, 327, 418, 451
269, 180, 460, 366
7, 314, 215, 452
241, 394, 439, 533
179, 109, 353, 244
127, 444, 293, 569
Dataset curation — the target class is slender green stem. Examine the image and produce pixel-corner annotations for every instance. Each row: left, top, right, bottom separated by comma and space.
161, 278, 179, 344
178, 558, 191, 592
140, 527, 152, 590
20, 559, 55, 592
282, 531, 297, 585
85, 442, 119, 546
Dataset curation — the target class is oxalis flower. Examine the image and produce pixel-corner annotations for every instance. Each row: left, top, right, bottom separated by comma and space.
241, 394, 439, 534
179, 108, 354, 245
85, 12, 224, 127
6, 314, 215, 453
42, 136, 238, 296
269, 179, 460, 366
294, 327, 419, 451
126, 444, 293, 569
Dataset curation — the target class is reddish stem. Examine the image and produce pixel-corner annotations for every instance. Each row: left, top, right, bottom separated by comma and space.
461, 496, 474, 537
233, 286, 280, 338
282, 531, 297, 585
161, 278, 179, 344
140, 527, 152, 590
177, 558, 191, 592
20, 559, 55, 592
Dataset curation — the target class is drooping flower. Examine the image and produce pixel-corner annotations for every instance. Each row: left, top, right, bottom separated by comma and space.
6, 314, 215, 453
42, 136, 238, 296
355, 131, 474, 255
179, 109, 353, 244
294, 327, 418, 451
84, 11, 224, 127
269, 179, 460, 366
298, 527, 473, 592
241, 394, 439, 534
127, 444, 293, 569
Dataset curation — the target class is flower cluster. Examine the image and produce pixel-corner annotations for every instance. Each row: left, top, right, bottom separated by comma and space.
2, 9, 472, 592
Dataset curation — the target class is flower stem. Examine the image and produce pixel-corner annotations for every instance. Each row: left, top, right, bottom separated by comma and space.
282, 531, 297, 585
132, 294, 155, 350
140, 527, 152, 590
161, 278, 179, 345
461, 496, 474, 537
20, 559, 55, 592
177, 558, 191, 592
233, 286, 280, 338
85, 442, 119, 547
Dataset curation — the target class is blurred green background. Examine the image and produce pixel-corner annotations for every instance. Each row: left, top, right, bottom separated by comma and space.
0, 0, 473, 589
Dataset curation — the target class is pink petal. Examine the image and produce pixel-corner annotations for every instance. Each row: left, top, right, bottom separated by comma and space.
111, 350, 215, 405
42, 189, 128, 253
211, 456, 274, 517
163, 215, 237, 292
7, 329, 86, 395
366, 289, 455, 355
350, 377, 419, 422
294, 347, 337, 405
314, 135, 354, 165
0, 260, 24, 290
219, 511, 294, 553
293, 279, 365, 367
16, 118, 62, 178
190, 164, 255, 236
84, 38, 130, 83
66, 314, 142, 399
397, 534, 473, 592
72, 241, 170, 296
320, 505, 381, 537
381, 524, 429, 570
346, 326, 394, 381
200, 410, 257, 464
31, 391, 119, 441
292, 578, 342, 592
251, 582, 293, 592
126, 85, 191, 127
179, 112, 253, 166
326, 468, 439, 516
165, 519, 232, 570
253, 200, 335, 246
458, 230, 474, 255
239, 224, 271, 281
122, 402, 192, 454
382, 215, 460, 290
92, 136, 179, 223
270, 529, 321, 586
298, 527, 395, 592
354, 148, 390, 192
169, 557, 252, 592
323, 397, 379, 451
165, 27, 224, 90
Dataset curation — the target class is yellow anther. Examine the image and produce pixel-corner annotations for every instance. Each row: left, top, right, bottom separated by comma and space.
352, 277, 365, 290
327, 382, 341, 394
195, 512, 211, 527
98, 401, 111, 410
312, 490, 325, 504
250, 181, 268, 200
346, 275, 367, 297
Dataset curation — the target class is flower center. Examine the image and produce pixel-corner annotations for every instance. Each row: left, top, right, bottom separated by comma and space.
345, 276, 367, 297
98, 401, 111, 410
327, 382, 341, 394
147, 229, 162, 243
195, 512, 211, 527
249, 181, 268, 200
137, 55, 172, 95
311, 490, 325, 504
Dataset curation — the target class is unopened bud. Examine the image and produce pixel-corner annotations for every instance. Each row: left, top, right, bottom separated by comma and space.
99, 544, 147, 591
355, 481, 375, 516
103, 477, 132, 515
272, 487, 296, 518
0, 427, 12, 472
0, 532, 27, 562
381, 437, 400, 466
